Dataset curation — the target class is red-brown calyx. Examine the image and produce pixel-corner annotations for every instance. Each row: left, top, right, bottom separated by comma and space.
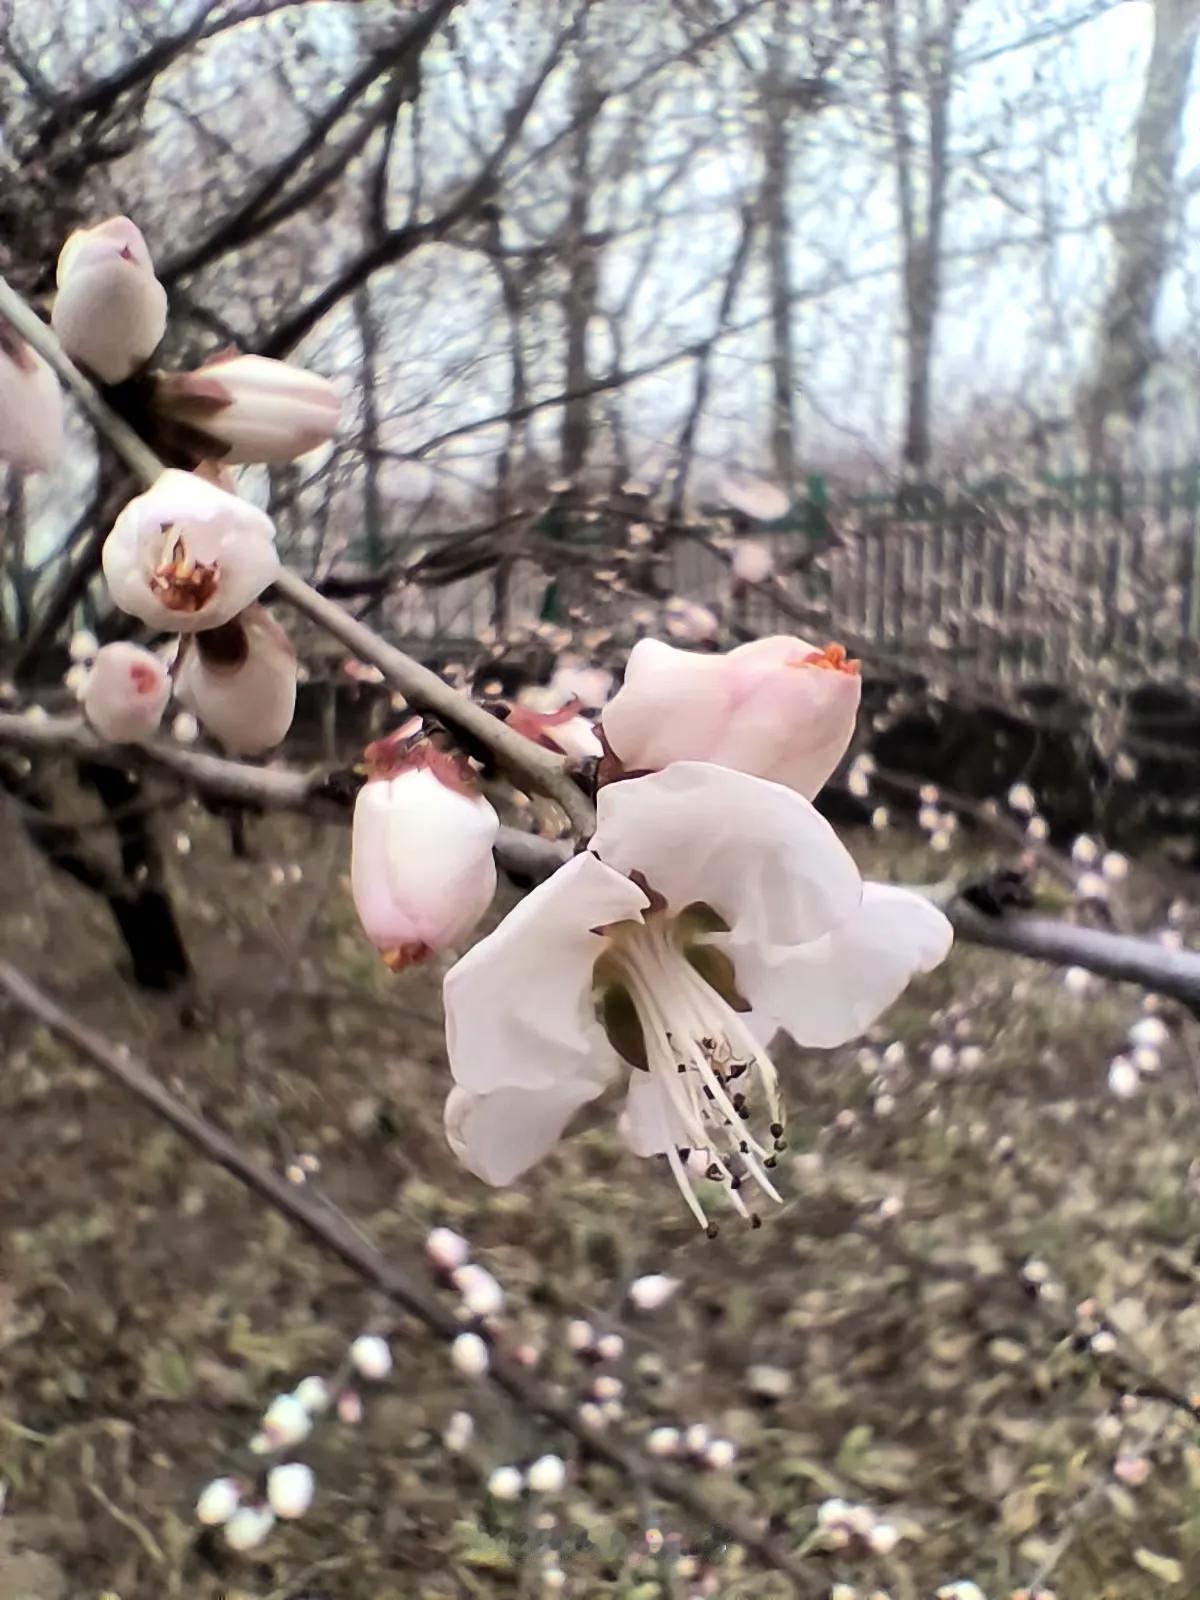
506, 696, 585, 752
798, 642, 860, 676
129, 661, 161, 696
362, 725, 480, 796
381, 940, 432, 973
150, 532, 219, 614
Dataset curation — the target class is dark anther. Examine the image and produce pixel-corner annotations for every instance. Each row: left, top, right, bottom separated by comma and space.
705, 1221, 720, 1239
750, 1213, 762, 1229
769, 1121, 784, 1138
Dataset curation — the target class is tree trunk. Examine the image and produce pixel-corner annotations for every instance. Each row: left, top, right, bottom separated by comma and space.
762, 41, 797, 494
1082, 0, 1200, 459
883, 0, 961, 473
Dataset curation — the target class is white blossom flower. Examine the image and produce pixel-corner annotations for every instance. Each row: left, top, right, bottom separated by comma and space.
257, 1393, 311, 1450
224, 1504, 276, 1551
52, 216, 167, 383
1071, 834, 1099, 865
527, 1454, 567, 1494
102, 469, 279, 632
662, 597, 720, 643
1007, 782, 1036, 815
451, 1331, 490, 1377
731, 540, 774, 584
1076, 872, 1107, 902
1101, 851, 1129, 882
196, 1477, 241, 1526
867, 1521, 900, 1555
595, 1332, 624, 1362
646, 1426, 681, 1456
427, 1226, 470, 1272
1063, 966, 1091, 994
849, 767, 872, 798
350, 1334, 393, 1380
487, 1465, 525, 1500
1128, 1016, 1167, 1049
871, 806, 890, 830
1026, 815, 1049, 842
443, 1410, 475, 1453
628, 1274, 679, 1312
1107, 1056, 1139, 1098
443, 763, 952, 1228
453, 1263, 505, 1319
0, 324, 62, 473
174, 604, 296, 754
267, 1462, 315, 1519
718, 467, 789, 521
68, 630, 100, 663
82, 642, 170, 742
936, 1584, 987, 1600
704, 1438, 737, 1469
602, 636, 860, 799
565, 1319, 595, 1352
352, 746, 498, 971
294, 1376, 330, 1414
153, 353, 340, 464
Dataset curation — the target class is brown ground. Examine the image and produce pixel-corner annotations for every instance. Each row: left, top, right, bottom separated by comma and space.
3, 792, 1200, 1600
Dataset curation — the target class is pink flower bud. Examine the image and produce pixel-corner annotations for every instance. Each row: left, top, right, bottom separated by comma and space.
0, 325, 63, 473
351, 750, 498, 971
82, 643, 170, 742
154, 354, 340, 465
51, 217, 167, 383
174, 605, 296, 754
102, 469, 280, 633
731, 540, 774, 585
601, 635, 861, 799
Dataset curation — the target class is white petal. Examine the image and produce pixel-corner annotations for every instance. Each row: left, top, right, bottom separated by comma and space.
445, 1079, 605, 1185
734, 882, 953, 1048
618, 1069, 690, 1158
591, 762, 861, 945
444, 850, 646, 1093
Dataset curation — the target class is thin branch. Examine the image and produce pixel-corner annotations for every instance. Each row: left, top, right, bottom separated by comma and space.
0, 956, 824, 1596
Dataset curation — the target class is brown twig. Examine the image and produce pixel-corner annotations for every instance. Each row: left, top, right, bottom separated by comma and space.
3, 710, 1200, 1005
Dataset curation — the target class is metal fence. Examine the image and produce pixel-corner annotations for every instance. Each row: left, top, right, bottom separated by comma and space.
382, 465, 1200, 701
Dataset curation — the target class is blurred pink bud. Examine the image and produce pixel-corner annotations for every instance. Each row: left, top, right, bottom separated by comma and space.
508, 696, 602, 763
731, 540, 773, 585
601, 635, 861, 798
155, 353, 340, 465
718, 468, 789, 521
663, 597, 720, 643
174, 604, 296, 754
0, 325, 63, 473
547, 663, 613, 710
102, 469, 280, 633
52, 217, 167, 383
83, 642, 170, 742
351, 750, 499, 971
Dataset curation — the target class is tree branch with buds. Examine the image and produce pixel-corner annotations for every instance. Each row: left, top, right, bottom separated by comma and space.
0, 275, 596, 838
